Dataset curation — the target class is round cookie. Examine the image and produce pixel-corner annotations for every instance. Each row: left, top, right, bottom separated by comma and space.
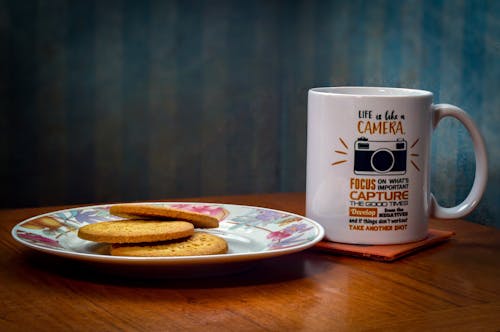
110, 232, 228, 257
108, 204, 219, 228
77, 220, 194, 243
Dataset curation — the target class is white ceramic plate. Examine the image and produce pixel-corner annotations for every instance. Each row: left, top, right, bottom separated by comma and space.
11, 202, 325, 266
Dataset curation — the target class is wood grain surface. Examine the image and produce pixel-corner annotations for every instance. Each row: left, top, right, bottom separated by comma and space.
1, 193, 499, 331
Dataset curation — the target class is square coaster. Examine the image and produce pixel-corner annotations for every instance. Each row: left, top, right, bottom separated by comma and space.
314, 229, 455, 261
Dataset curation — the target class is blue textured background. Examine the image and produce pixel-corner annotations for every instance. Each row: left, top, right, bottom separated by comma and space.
1, 0, 499, 227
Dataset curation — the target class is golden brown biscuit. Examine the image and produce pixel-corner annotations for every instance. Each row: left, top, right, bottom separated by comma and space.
110, 232, 228, 257
77, 220, 194, 243
108, 204, 219, 228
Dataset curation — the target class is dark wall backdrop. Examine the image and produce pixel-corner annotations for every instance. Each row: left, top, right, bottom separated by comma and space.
1, 0, 499, 227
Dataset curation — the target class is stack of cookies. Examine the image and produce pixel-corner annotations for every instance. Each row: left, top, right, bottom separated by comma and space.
77, 204, 228, 257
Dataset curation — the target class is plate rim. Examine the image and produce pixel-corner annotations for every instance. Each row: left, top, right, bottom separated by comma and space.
11, 202, 325, 265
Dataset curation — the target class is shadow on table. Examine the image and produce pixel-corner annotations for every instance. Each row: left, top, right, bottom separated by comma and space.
18, 249, 335, 289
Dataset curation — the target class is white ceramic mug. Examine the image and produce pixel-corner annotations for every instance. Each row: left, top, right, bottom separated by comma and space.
306, 87, 487, 244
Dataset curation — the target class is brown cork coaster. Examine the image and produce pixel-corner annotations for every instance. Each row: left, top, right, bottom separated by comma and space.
314, 229, 455, 261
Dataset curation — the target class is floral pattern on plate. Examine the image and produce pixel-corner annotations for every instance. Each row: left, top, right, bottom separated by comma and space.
11, 202, 325, 264
225, 207, 315, 249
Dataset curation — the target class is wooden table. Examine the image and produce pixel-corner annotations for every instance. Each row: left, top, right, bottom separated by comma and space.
1, 193, 499, 331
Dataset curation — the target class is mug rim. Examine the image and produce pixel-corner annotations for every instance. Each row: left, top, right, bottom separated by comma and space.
309, 86, 433, 98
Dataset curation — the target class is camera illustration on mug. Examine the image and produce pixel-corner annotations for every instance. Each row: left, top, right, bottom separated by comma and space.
353, 137, 407, 175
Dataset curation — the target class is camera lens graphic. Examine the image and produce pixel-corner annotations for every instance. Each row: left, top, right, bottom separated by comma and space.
370, 149, 395, 173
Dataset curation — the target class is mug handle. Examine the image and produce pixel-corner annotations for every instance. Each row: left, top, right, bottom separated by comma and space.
430, 104, 488, 219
